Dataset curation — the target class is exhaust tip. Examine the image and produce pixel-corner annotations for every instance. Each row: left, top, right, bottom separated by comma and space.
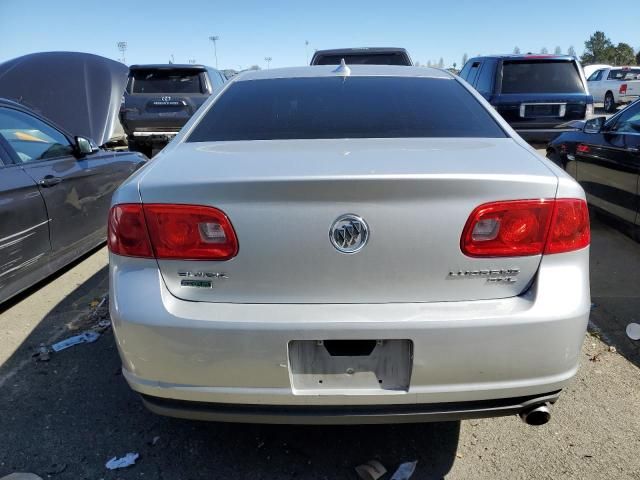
520, 404, 551, 426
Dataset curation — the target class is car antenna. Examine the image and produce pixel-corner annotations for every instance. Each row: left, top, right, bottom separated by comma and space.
332, 58, 351, 77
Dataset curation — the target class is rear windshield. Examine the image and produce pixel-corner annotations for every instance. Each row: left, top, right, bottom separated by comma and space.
314, 54, 410, 66
130, 69, 203, 94
609, 69, 640, 80
187, 76, 506, 142
501, 61, 584, 94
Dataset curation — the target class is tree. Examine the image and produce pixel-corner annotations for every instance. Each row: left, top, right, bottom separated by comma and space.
540, 47, 549, 54
427, 60, 432, 67
513, 46, 521, 54
438, 57, 444, 68
249, 65, 261, 70
581, 31, 613, 64
554, 46, 562, 55
608, 43, 636, 65
636, 49, 640, 65
414, 61, 421, 67
568, 46, 577, 58
462, 53, 468, 65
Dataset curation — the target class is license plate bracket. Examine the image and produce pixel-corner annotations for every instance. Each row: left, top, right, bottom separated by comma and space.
288, 339, 413, 393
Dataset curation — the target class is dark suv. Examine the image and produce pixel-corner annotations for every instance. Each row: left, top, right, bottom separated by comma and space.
120, 64, 226, 156
459, 55, 593, 143
310, 48, 412, 66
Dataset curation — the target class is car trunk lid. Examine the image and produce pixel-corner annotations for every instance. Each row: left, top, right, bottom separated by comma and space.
139, 138, 558, 304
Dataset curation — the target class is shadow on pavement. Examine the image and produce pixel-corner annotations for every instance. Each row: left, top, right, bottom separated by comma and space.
588, 215, 640, 369
0, 265, 460, 480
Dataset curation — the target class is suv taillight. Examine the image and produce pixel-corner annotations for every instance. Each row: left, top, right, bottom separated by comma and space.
461, 199, 589, 257
619, 84, 628, 95
108, 204, 238, 260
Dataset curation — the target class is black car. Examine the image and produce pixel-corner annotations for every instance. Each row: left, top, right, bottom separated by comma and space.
0, 53, 146, 305
310, 47, 412, 66
459, 54, 593, 143
120, 64, 226, 157
547, 99, 640, 239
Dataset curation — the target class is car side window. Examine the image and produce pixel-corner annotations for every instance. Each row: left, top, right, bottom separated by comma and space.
466, 62, 482, 86
0, 107, 73, 163
607, 70, 622, 80
458, 61, 472, 80
587, 70, 603, 82
475, 61, 495, 95
609, 103, 640, 134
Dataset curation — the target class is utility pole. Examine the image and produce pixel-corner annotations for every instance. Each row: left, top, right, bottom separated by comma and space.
209, 35, 219, 68
264, 56, 272, 69
117, 41, 127, 64
188, 58, 196, 64
305, 40, 309, 64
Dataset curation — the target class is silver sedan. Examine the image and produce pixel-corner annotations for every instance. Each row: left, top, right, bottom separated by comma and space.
108, 65, 591, 425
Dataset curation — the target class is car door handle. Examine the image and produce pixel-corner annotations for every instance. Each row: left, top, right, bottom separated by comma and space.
38, 175, 62, 187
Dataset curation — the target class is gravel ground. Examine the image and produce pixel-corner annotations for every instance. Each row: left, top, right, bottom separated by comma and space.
0, 220, 638, 480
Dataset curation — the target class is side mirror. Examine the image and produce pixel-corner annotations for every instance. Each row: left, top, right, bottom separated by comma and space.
75, 136, 99, 156
584, 117, 606, 134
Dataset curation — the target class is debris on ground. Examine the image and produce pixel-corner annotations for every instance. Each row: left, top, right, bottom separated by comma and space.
33, 344, 50, 362
0, 474, 43, 480
152, 436, 160, 446
390, 461, 418, 480
105, 452, 139, 470
355, 460, 387, 480
44, 295, 111, 354
626, 323, 640, 340
589, 352, 602, 362
608, 346, 617, 353
51, 331, 100, 352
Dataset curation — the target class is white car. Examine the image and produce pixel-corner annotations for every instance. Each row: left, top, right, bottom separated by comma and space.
586, 66, 640, 112
108, 65, 591, 426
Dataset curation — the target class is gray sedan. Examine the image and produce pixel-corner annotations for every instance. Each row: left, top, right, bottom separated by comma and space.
108, 65, 591, 426
0, 99, 145, 304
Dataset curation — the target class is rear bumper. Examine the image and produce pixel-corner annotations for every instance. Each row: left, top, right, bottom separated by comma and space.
140, 391, 561, 424
110, 248, 590, 423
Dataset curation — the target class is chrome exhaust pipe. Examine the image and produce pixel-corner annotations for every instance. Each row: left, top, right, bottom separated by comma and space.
519, 404, 551, 426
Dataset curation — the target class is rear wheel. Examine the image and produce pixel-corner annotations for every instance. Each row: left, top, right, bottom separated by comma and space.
604, 92, 616, 113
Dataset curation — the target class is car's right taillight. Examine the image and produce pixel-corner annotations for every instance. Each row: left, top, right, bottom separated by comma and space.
108, 203, 238, 260
461, 198, 589, 257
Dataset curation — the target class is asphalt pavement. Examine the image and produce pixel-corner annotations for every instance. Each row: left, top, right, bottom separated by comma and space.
0, 165, 639, 479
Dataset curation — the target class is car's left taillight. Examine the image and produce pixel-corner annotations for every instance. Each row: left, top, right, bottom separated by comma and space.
619, 83, 628, 95
108, 204, 238, 260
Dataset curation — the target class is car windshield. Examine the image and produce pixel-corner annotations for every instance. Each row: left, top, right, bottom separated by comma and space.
130, 69, 202, 94
187, 76, 506, 142
609, 69, 640, 80
314, 54, 409, 65
501, 60, 584, 94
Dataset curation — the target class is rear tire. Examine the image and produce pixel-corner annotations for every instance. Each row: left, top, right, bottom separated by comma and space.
604, 92, 616, 113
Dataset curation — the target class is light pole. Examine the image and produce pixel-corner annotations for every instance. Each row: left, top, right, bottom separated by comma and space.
305, 40, 309, 64
188, 58, 196, 64
209, 35, 219, 68
117, 41, 127, 64
264, 56, 272, 69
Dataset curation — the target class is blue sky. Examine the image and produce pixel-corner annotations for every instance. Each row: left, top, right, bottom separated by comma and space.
1, 0, 638, 69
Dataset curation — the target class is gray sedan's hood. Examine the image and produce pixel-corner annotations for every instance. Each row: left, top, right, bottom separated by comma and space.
0, 51, 128, 146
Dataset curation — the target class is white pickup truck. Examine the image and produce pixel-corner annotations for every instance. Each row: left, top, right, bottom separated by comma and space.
586, 66, 640, 112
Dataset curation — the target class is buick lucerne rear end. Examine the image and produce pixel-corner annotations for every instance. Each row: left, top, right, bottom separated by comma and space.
109, 65, 590, 425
